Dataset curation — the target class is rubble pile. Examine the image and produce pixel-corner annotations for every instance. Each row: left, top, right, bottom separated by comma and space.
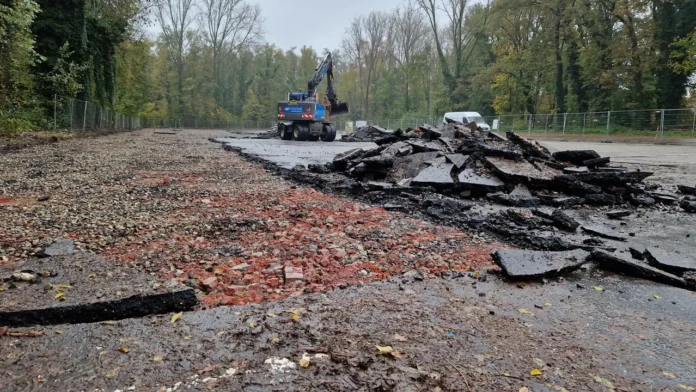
326, 121, 686, 211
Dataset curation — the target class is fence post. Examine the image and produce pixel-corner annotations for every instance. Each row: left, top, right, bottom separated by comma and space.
527, 114, 532, 135
544, 115, 548, 134
582, 113, 586, 134
692, 111, 695, 137
660, 110, 665, 138
606, 111, 611, 136
563, 113, 567, 135
53, 94, 57, 130
83, 101, 88, 131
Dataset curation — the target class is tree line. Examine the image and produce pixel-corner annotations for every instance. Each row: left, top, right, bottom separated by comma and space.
1, 0, 695, 132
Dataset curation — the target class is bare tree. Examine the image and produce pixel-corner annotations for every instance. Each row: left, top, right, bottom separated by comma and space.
415, 0, 490, 102
155, 0, 198, 115
342, 11, 389, 120
200, 0, 262, 104
393, 1, 429, 111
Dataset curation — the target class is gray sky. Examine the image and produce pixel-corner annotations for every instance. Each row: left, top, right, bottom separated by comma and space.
253, 0, 404, 52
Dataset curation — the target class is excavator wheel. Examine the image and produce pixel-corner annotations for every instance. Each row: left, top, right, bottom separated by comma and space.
278, 124, 293, 140
321, 124, 337, 142
293, 124, 310, 141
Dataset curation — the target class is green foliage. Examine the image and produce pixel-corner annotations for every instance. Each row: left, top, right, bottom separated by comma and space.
45, 43, 86, 98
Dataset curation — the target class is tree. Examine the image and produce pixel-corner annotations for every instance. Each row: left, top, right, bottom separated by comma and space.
199, 0, 262, 106
392, 1, 429, 111
155, 0, 197, 116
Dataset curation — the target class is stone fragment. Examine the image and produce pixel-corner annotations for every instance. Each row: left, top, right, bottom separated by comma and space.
457, 169, 505, 192
284, 267, 304, 284
40, 239, 76, 258
644, 247, 696, 275
412, 164, 455, 186
445, 154, 470, 169
583, 157, 611, 168
592, 250, 693, 291
581, 225, 627, 241
552, 150, 601, 165
492, 249, 590, 279
607, 210, 632, 219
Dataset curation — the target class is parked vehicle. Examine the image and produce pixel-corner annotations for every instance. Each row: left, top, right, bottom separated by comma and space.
442, 111, 491, 131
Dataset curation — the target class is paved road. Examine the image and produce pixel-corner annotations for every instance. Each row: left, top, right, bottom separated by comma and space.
214, 138, 377, 169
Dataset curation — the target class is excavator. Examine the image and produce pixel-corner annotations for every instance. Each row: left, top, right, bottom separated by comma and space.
276, 52, 350, 142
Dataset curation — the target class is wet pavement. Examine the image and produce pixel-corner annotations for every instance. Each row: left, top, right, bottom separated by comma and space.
214, 138, 377, 169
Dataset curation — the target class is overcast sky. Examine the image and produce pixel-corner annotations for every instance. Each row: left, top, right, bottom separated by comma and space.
252, 0, 404, 52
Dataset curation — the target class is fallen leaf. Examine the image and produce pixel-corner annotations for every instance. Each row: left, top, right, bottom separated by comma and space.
55, 330, 63, 334
299, 358, 310, 368
54, 292, 64, 300
271, 337, 281, 344
249, 322, 257, 327
663, 371, 676, 378
154, 356, 164, 362
88, 274, 96, 278
57, 284, 71, 290
105, 368, 119, 378
99, 350, 107, 356
102, 321, 114, 325
518, 309, 534, 316
0, 285, 3, 292
120, 337, 133, 342
376, 345, 394, 355
391, 351, 404, 359
679, 385, 695, 391
267, 313, 278, 318
119, 347, 129, 353
291, 313, 300, 321
593, 376, 614, 389
184, 336, 192, 340
217, 331, 226, 336
593, 286, 604, 291
544, 302, 552, 307
654, 295, 661, 300
520, 388, 530, 392
530, 368, 542, 376
171, 312, 183, 323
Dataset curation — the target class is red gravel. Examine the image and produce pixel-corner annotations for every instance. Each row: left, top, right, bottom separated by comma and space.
0, 129, 502, 307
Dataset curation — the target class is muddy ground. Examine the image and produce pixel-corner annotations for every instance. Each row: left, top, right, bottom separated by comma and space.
1, 129, 695, 391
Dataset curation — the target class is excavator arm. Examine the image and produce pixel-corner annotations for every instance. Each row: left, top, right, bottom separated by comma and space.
307, 53, 349, 117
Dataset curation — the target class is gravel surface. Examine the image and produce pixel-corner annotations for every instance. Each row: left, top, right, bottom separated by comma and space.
0, 129, 497, 308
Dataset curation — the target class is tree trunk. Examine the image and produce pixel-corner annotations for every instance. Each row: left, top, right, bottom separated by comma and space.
553, 11, 565, 113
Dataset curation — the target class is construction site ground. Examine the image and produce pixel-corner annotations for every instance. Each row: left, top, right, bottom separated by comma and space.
1, 129, 695, 392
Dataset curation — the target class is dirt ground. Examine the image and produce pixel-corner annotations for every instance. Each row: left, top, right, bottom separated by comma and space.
1, 129, 695, 391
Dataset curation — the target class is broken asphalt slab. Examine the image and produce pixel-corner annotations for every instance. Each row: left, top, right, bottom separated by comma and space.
591, 250, 694, 291
0, 253, 197, 327
213, 138, 378, 169
644, 247, 696, 276
492, 249, 590, 280
581, 224, 628, 241
411, 163, 455, 186
39, 239, 76, 258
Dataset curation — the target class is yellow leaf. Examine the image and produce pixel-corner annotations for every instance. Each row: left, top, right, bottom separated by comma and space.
391, 351, 404, 359
291, 313, 300, 321
119, 337, 133, 342
0, 285, 3, 292
249, 322, 257, 327
544, 302, 552, 307
116, 291, 122, 296
99, 350, 107, 356
54, 292, 65, 300
654, 295, 661, 300
518, 309, 534, 316
664, 371, 676, 378
271, 337, 281, 344
679, 385, 695, 391
171, 312, 183, 323
88, 274, 96, 278
376, 345, 393, 355
119, 347, 129, 353
593, 286, 604, 291
267, 313, 278, 318
593, 376, 614, 389
184, 336, 192, 340
154, 356, 164, 362
57, 284, 71, 290
217, 331, 226, 336
299, 358, 310, 368
55, 330, 63, 334
530, 368, 542, 376
105, 368, 119, 378
520, 388, 530, 392
233, 312, 242, 315
102, 321, 114, 325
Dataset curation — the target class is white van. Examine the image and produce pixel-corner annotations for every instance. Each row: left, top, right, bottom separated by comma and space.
443, 111, 490, 131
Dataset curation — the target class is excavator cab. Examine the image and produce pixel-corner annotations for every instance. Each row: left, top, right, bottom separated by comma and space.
288, 92, 307, 102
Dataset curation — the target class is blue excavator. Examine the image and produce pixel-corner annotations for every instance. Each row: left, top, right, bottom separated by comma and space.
276, 52, 350, 142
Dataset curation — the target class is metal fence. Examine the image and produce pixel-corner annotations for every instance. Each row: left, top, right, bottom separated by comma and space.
54, 95, 141, 131
366, 109, 696, 139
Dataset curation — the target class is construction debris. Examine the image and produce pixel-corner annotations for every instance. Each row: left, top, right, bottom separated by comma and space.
492, 249, 590, 279
644, 247, 696, 275
591, 250, 694, 291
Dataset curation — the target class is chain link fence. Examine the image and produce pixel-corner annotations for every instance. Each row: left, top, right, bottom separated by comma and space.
54, 95, 141, 131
